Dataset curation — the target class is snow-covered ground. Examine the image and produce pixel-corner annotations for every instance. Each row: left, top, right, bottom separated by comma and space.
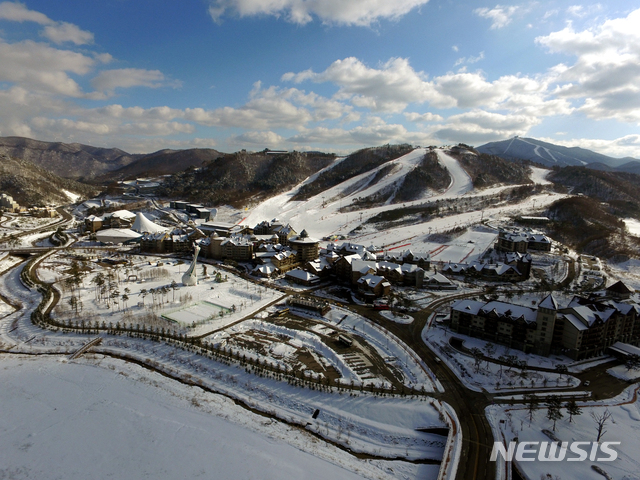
529, 166, 552, 185
607, 364, 640, 382
423, 324, 580, 393
379, 310, 414, 324
325, 306, 442, 392
0, 354, 425, 480
62, 189, 81, 202
487, 384, 640, 480
0, 260, 451, 480
38, 253, 285, 335
624, 218, 640, 237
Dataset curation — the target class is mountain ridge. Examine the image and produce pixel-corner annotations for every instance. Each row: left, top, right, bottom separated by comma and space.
477, 136, 640, 173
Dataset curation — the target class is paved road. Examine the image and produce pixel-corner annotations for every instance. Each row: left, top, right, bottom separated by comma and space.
348, 292, 496, 480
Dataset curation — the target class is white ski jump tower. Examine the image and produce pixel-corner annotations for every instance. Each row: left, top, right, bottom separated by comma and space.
182, 244, 201, 286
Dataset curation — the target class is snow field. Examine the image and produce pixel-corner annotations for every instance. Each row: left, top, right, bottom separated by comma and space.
36, 253, 285, 335
212, 318, 362, 383
379, 310, 414, 324
0, 355, 394, 480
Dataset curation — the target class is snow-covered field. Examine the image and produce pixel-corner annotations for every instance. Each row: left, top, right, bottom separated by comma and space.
607, 364, 640, 382
325, 306, 442, 392
38, 253, 285, 335
0, 354, 415, 480
487, 385, 640, 480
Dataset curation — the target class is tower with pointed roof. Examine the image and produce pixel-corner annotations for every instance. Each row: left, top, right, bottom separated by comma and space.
534, 294, 559, 355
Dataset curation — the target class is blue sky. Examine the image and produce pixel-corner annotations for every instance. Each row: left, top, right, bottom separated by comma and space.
0, 0, 639, 157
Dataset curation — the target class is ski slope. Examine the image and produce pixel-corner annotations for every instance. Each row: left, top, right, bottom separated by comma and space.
243, 147, 562, 263
244, 148, 473, 239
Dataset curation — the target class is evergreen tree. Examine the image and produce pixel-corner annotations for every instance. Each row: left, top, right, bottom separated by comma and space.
546, 395, 563, 431
565, 398, 582, 423
525, 394, 538, 426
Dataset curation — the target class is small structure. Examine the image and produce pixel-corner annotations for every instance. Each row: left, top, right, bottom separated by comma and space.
287, 295, 331, 315
285, 268, 321, 286
95, 228, 142, 244
131, 212, 167, 234
357, 274, 391, 301
182, 244, 201, 286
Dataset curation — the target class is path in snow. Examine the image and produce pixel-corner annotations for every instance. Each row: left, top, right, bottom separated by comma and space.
436, 150, 473, 198
529, 166, 552, 185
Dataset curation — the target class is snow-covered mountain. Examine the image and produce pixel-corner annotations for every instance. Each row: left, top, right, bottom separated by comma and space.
477, 137, 640, 172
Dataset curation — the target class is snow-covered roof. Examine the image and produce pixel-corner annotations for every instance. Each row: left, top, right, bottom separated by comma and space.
451, 299, 484, 315
401, 263, 422, 273
285, 269, 319, 282
351, 259, 377, 272
480, 301, 538, 323
362, 251, 377, 261
606, 301, 634, 315
289, 234, 319, 244
568, 305, 614, 326
142, 232, 169, 241
539, 294, 558, 310
96, 228, 142, 244
131, 212, 168, 234
252, 264, 277, 275
562, 313, 589, 332
425, 273, 452, 284
609, 342, 640, 356
357, 274, 387, 288
106, 209, 136, 220
607, 281, 633, 294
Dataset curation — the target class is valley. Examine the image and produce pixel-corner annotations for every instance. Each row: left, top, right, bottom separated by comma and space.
1, 139, 640, 480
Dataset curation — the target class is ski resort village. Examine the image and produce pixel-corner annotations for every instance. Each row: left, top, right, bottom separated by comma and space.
3, 143, 640, 480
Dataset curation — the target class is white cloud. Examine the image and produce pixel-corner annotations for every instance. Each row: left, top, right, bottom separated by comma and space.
433, 110, 541, 144
287, 117, 415, 146
0, 2, 94, 44
31, 117, 194, 137
284, 56, 572, 122
185, 85, 354, 130
93, 104, 184, 122
208, 0, 430, 26
404, 112, 443, 122
474, 5, 519, 29
538, 135, 640, 159
42, 22, 94, 45
566, 4, 602, 18
536, 8, 640, 123
230, 130, 284, 146
454, 51, 484, 67
284, 57, 452, 112
91, 69, 178, 96
0, 39, 94, 97
0, 1, 52, 24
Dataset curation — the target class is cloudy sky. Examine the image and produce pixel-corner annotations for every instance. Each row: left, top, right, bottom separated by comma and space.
0, 0, 638, 157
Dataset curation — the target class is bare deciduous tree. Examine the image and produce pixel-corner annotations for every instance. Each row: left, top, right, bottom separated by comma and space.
591, 409, 612, 442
